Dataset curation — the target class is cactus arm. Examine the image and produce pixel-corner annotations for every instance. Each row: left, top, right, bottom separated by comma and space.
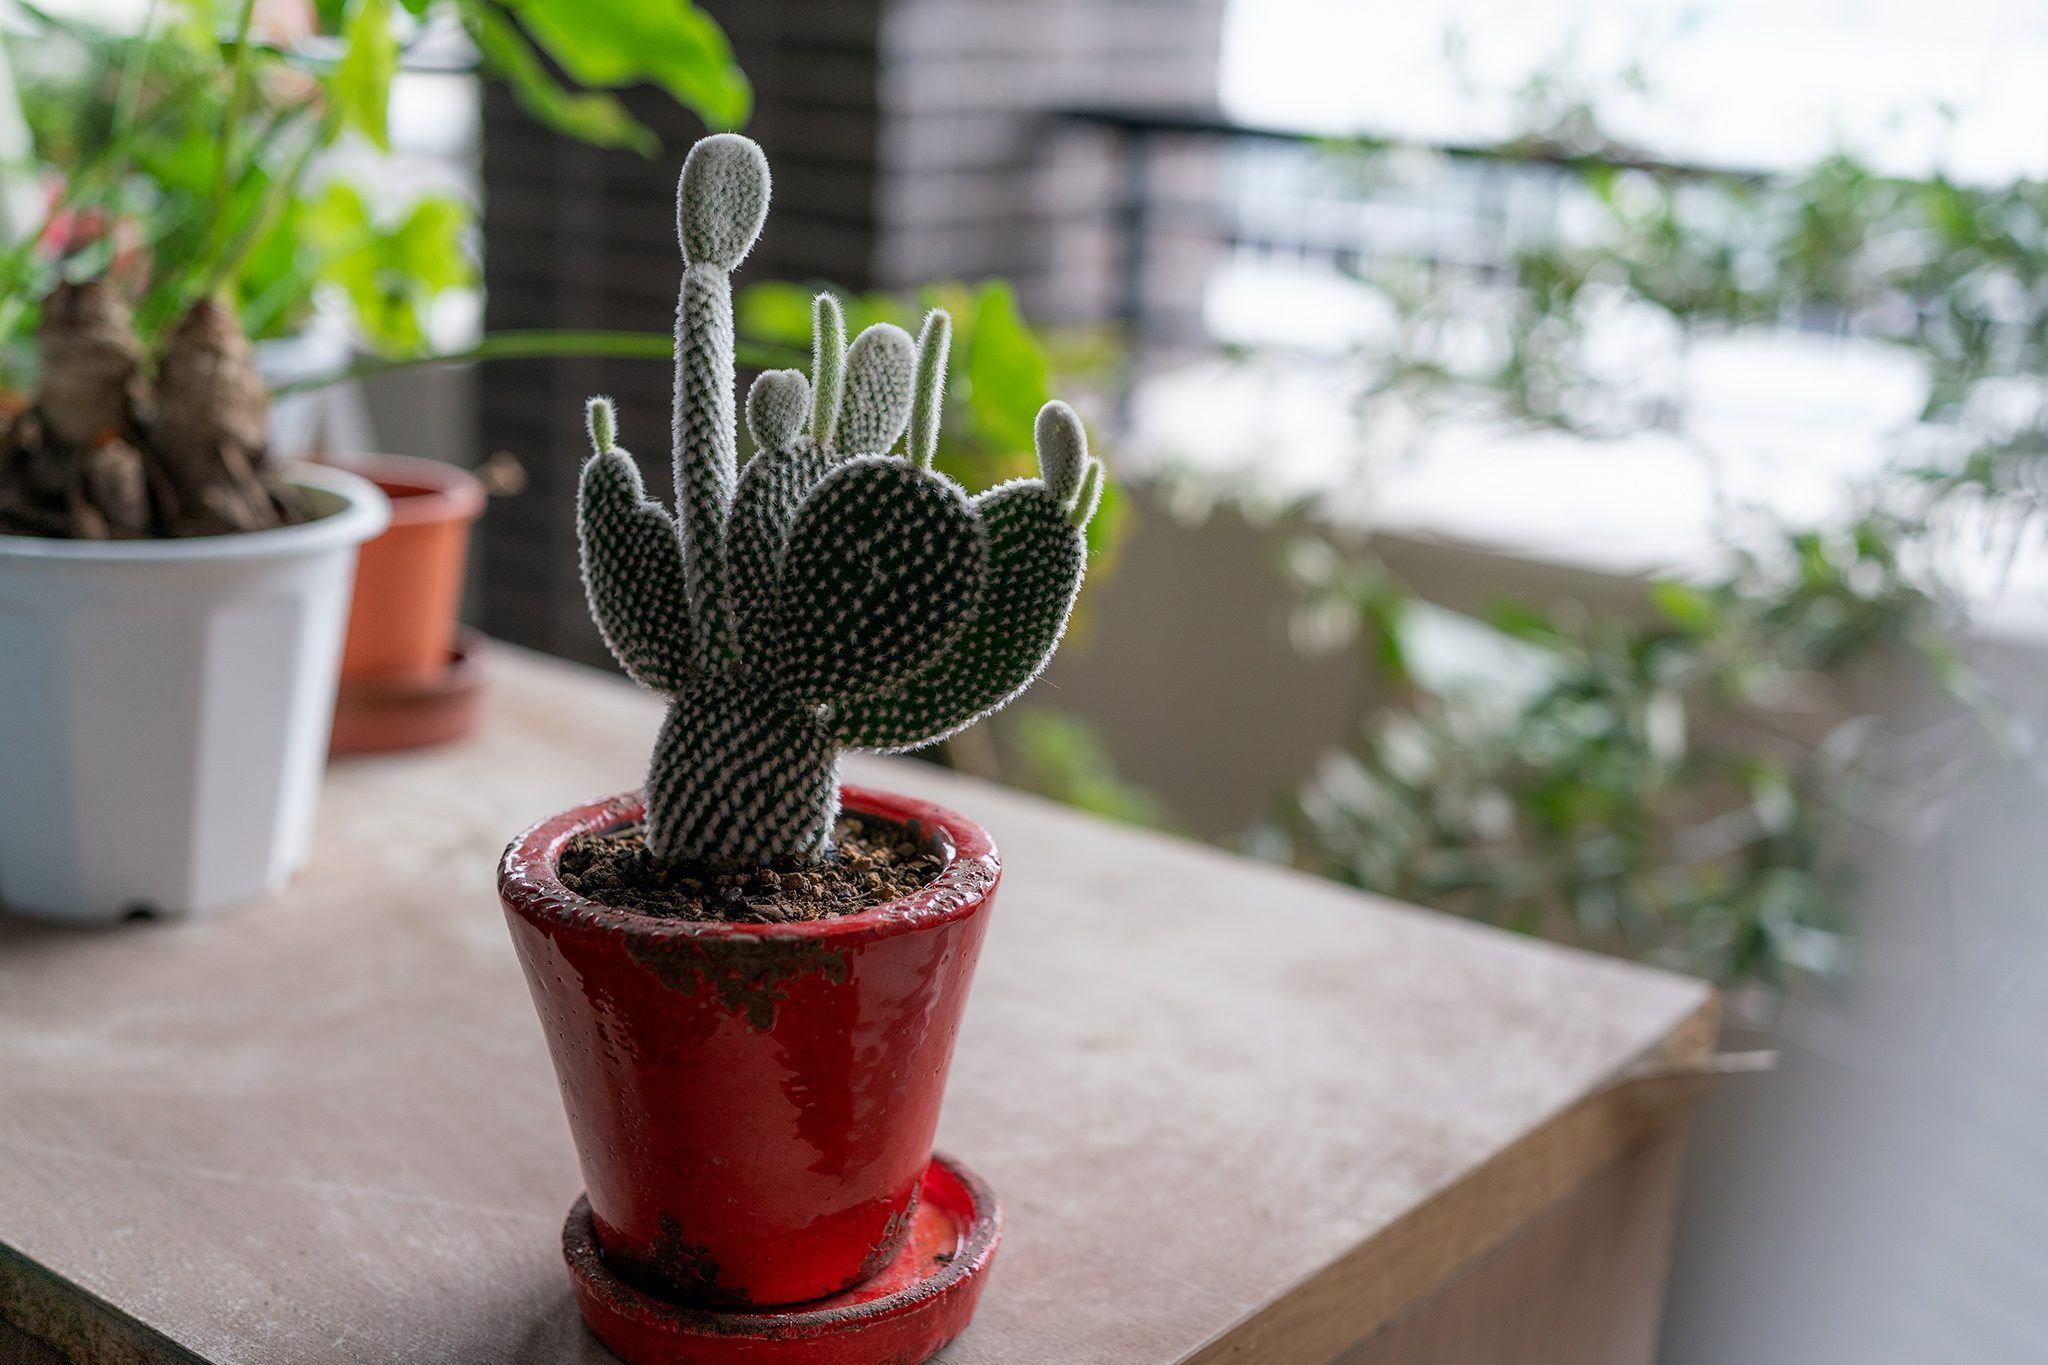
1033, 398, 1089, 502
1068, 458, 1104, 527
670, 134, 771, 669
906, 309, 951, 468
829, 401, 1102, 751
727, 441, 833, 669
729, 370, 830, 668
834, 323, 916, 456
810, 292, 847, 453
671, 261, 738, 666
770, 457, 989, 708
576, 398, 697, 694
828, 481, 1085, 751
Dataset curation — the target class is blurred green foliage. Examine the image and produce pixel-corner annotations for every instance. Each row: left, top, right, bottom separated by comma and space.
1265, 505, 1948, 986
1, 0, 747, 381
302, 181, 470, 354
998, 708, 1185, 833
1261, 129, 2047, 990
464, 0, 747, 154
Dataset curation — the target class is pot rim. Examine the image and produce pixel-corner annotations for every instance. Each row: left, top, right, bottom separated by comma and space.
329, 452, 487, 530
0, 462, 390, 562
499, 784, 1001, 948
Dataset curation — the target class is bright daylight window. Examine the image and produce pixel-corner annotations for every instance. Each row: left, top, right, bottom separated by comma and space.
1120, 0, 2048, 630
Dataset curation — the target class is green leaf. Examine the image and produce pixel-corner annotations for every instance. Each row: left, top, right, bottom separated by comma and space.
1487, 600, 1569, 647
1650, 580, 1719, 634
463, 3, 659, 155
308, 178, 372, 234
966, 281, 1053, 456
389, 195, 473, 291
305, 182, 475, 355
500, 0, 751, 131
1003, 708, 1184, 832
332, 0, 399, 151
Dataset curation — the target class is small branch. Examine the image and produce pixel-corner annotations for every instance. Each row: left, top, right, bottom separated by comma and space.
269, 329, 805, 397
211, 0, 263, 223
108, 0, 163, 149
200, 104, 332, 300
270, 330, 671, 395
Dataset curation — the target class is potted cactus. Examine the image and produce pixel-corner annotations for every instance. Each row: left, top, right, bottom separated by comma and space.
498, 134, 1102, 1360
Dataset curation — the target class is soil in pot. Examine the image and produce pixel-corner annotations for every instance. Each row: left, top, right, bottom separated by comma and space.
558, 811, 943, 923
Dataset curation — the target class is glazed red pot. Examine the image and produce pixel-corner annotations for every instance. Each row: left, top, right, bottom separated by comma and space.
499, 784, 1000, 1309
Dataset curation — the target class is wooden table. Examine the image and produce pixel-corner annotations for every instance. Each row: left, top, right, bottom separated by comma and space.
0, 648, 1717, 1364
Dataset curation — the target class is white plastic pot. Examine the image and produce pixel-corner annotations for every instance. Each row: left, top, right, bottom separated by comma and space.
0, 465, 390, 924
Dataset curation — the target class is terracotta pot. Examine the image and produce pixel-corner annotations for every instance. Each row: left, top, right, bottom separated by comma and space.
337, 454, 485, 684
499, 785, 1001, 1310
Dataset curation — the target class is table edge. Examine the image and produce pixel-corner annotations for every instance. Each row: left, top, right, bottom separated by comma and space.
1, 1239, 209, 1365
1181, 987, 1723, 1365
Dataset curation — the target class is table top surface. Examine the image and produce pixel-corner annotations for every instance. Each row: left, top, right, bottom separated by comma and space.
0, 648, 1714, 1364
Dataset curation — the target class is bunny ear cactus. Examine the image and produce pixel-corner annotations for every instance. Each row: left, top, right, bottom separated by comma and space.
577, 133, 1104, 867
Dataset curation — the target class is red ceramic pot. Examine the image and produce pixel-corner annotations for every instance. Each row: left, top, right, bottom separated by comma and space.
499, 785, 1000, 1309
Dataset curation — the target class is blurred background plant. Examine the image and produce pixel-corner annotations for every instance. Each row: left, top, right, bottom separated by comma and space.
995, 707, 1187, 832
1248, 111, 2047, 993
0, 0, 748, 387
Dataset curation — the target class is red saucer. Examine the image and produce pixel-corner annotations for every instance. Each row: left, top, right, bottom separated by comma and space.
562, 1154, 1000, 1365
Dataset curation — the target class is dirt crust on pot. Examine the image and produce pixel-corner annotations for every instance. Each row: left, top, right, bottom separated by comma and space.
559, 812, 943, 923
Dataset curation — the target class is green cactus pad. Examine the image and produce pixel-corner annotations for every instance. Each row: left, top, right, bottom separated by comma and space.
577, 446, 695, 694
746, 369, 810, 453
771, 457, 988, 707
1034, 400, 1089, 504
836, 324, 916, 456
727, 440, 834, 667
908, 310, 951, 469
831, 482, 1085, 750
811, 293, 847, 453
676, 133, 770, 271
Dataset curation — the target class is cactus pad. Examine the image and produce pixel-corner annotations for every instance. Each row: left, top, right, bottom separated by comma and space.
771, 457, 988, 707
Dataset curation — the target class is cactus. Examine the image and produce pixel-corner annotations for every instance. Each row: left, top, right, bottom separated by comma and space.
577, 134, 1104, 866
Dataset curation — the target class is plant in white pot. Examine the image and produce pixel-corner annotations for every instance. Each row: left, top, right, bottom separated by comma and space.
0, 281, 387, 922
499, 134, 1103, 1363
